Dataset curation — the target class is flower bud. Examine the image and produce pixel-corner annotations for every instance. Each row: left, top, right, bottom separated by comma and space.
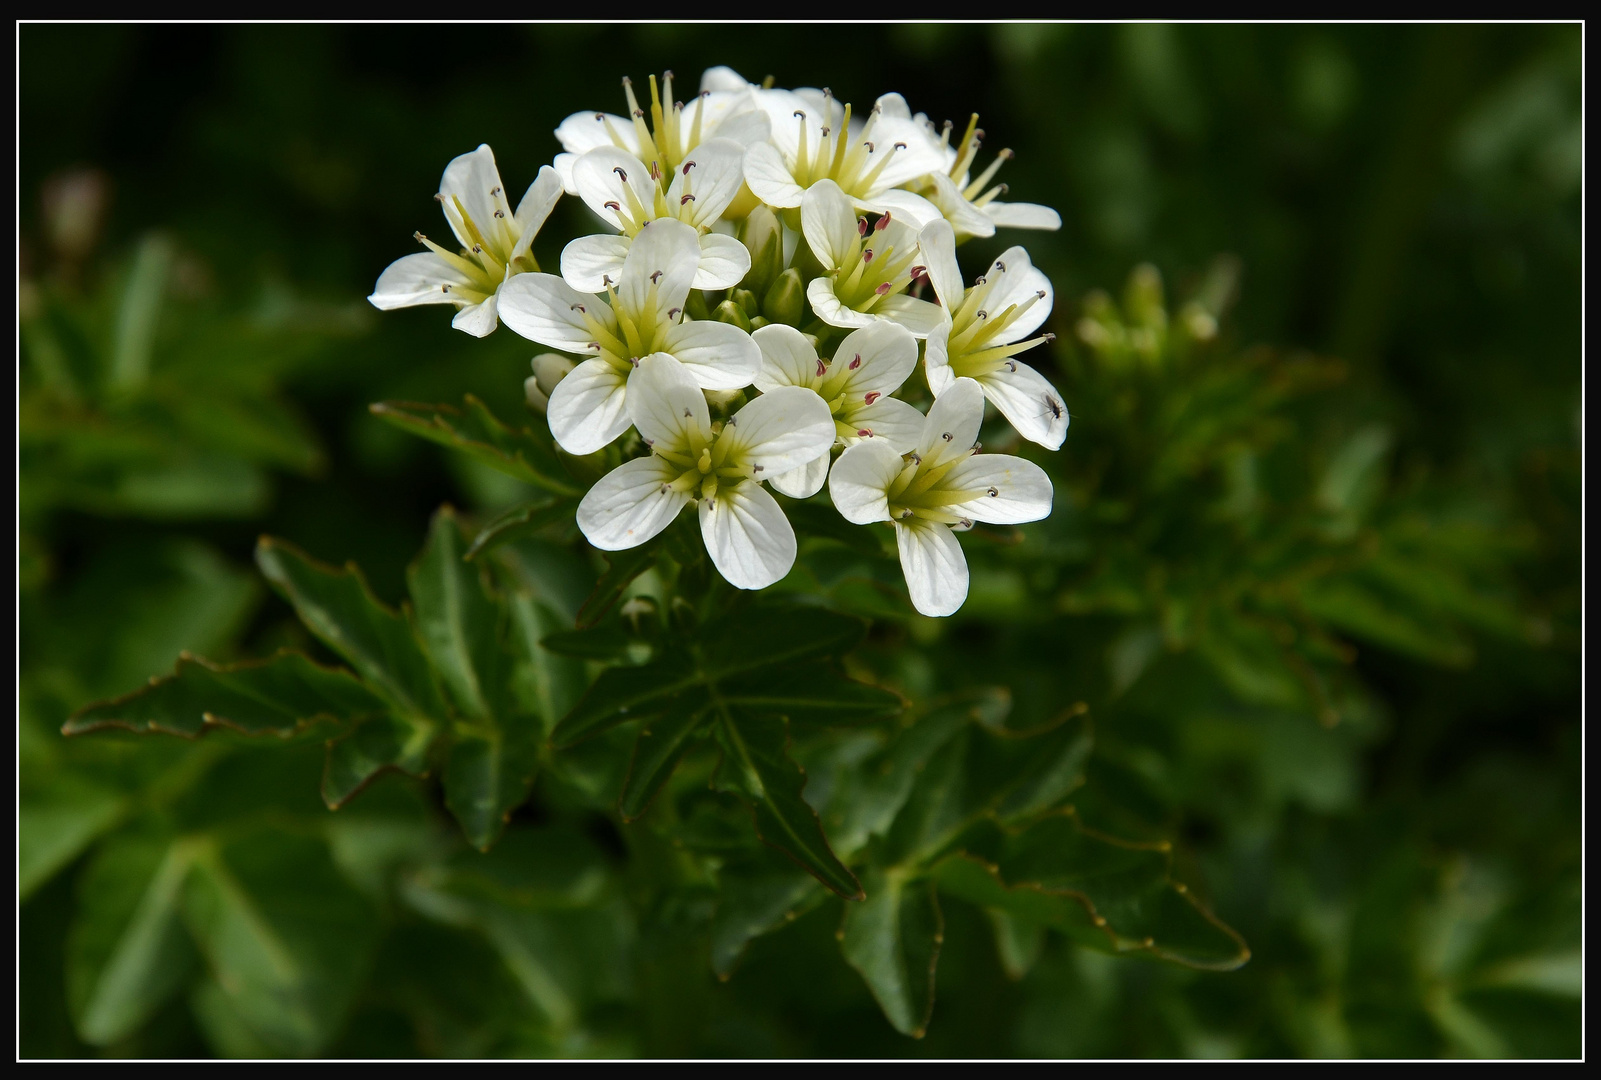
762, 268, 806, 327
712, 299, 752, 332
524, 352, 574, 414
731, 288, 760, 320
738, 203, 784, 296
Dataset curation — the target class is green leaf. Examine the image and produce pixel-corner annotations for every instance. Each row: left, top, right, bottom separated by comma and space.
465, 498, 575, 561
840, 868, 943, 1038
697, 603, 869, 676
987, 909, 1047, 980
719, 661, 904, 728
443, 722, 543, 852
20, 775, 125, 900
63, 649, 387, 739
551, 655, 694, 748
408, 507, 503, 720
1300, 577, 1475, 666
718, 708, 863, 900
182, 829, 381, 1056
321, 712, 435, 809
538, 624, 640, 662
934, 810, 1250, 971
985, 707, 1094, 824
368, 395, 581, 497
575, 543, 660, 629
504, 593, 589, 735
619, 699, 711, 821
709, 855, 826, 979
255, 537, 448, 720
67, 834, 201, 1046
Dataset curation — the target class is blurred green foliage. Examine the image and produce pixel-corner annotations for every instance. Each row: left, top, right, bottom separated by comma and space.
20, 23, 1579, 1059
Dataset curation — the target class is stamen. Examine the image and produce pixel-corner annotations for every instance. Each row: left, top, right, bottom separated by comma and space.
848, 354, 861, 369
863, 392, 881, 405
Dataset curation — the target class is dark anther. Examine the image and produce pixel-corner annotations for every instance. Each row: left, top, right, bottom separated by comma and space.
893, 141, 907, 150
441, 284, 450, 292
683, 160, 696, 173
942, 432, 953, 441
794, 110, 806, 119
987, 487, 999, 497
849, 354, 861, 369
650, 270, 663, 283
667, 307, 682, 318
613, 167, 628, 181
571, 304, 586, 312
816, 358, 826, 377
493, 209, 505, 218
864, 392, 881, 405
995, 260, 1007, 272
604, 201, 621, 212
490, 186, 501, 195
594, 113, 606, 121
681, 194, 696, 205
864, 141, 875, 152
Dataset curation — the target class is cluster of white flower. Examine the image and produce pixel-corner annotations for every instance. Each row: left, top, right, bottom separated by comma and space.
369, 67, 1068, 618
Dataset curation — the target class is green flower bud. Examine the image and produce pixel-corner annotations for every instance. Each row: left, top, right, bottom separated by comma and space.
762, 268, 806, 327
712, 299, 752, 332
731, 288, 760, 319
739, 203, 784, 296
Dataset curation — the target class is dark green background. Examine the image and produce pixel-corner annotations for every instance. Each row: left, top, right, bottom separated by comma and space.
20, 23, 1580, 1058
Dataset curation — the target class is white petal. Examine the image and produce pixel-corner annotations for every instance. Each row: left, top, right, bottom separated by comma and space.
722, 386, 836, 476
872, 294, 945, 339
510, 165, 564, 263
659, 319, 761, 389
768, 452, 829, 499
571, 146, 659, 233
830, 321, 918, 398
700, 65, 754, 93
553, 152, 580, 196
856, 188, 944, 230
618, 218, 701, 321
895, 518, 968, 618
668, 137, 747, 227
924, 319, 957, 396
578, 456, 689, 551
801, 179, 859, 270
546, 357, 632, 455
828, 438, 903, 524
916, 218, 964, 310
807, 278, 876, 332
699, 481, 797, 590
439, 144, 505, 251
560, 234, 631, 292
743, 141, 805, 208
692, 232, 751, 291
752, 323, 820, 393
450, 292, 499, 337
984, 201, 1063, 231
711, 108, 771, 148
555, 111, 641, 158
368, 252, 472, 309
754, 88, 834, 159
917, 377, 985, 468
979, 361, 1069, 450
939, 453, 1054, 525
875, 92, 912, 121
980, 247, 1054, 340
842, 397, 925, 454
924, 172, 997, 241
858, 117, 950, 190
628, 352, 710, 454
498, 272, 615, 352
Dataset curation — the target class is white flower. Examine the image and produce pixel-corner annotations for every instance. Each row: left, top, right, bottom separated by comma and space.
577, 353, 836, 590
800, 180, 942, 338
742, 89, 947, 226
920, 219, 1068, 450
368, 145, 562, 338
751, 322, 925, 498
900, 109, 1062, 243
829, 378, 1052, 617
497, 218, 760, 455
553, 70, 770, 194
561, 139, 750, 292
